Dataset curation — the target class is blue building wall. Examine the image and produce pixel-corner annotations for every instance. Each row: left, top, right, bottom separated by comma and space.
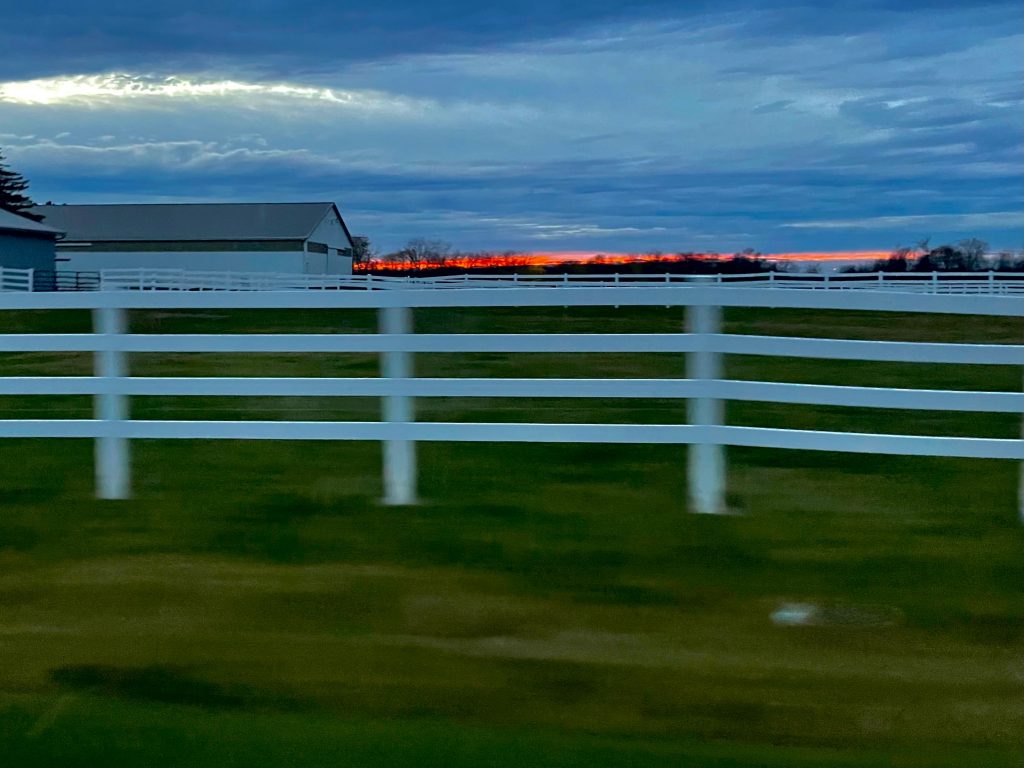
0, 231, 57, 271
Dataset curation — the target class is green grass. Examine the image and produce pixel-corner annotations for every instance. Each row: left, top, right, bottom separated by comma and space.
0, 305, 1021, 766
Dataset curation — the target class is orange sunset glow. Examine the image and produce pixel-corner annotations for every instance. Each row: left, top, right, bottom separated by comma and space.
359, 250, 893, 271
526, 251, 894, 264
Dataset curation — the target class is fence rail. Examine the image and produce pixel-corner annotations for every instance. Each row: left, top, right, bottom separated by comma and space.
97, 268, 1024, 294
0, 266, 33, 292
33, 269, 101, 292
3, 267, 1024, 294
0, 284, 1022, 518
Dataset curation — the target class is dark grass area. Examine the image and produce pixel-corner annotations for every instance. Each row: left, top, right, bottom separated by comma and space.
0, 305, 1021, 766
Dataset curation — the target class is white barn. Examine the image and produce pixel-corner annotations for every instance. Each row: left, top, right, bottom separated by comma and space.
31, 202, 355, 275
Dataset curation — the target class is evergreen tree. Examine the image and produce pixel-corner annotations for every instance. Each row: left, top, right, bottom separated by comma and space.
0, 148, 42, 221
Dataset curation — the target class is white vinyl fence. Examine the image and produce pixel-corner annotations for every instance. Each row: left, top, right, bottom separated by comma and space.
98, 268, 1024, 294
0, 266, 33, 292
0, 283, 1022, 518
4, 266, 1024, 295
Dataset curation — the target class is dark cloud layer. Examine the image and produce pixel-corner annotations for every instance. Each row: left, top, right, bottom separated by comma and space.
8, 1, 1019, 78
2, 1, 1021, 252
19, 137, 1022, 252
5, 0, 688, 79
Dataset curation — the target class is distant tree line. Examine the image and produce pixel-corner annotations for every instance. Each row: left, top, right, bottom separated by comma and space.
354, 236, 1024, 275
355, 239, 783, 276
842, 238, 1024, 273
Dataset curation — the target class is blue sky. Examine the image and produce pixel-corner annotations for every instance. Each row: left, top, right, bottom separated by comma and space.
1, 1, 1021, 254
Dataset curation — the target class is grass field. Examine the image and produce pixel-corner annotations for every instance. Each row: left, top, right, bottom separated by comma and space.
0, 304, 1022, 766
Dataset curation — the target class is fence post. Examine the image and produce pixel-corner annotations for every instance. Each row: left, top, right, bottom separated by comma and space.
380, 304, 417, 505
93, 306, 130, 499
686, 302, 726, 515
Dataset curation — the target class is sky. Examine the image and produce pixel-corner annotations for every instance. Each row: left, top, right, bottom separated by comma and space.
1, 1, 1022, 255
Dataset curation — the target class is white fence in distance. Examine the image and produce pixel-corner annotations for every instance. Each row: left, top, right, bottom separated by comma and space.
0, 283, 1022, 519
98, 268, 1024, 294
2, 266, 1024, 295
0, 266, 33, 292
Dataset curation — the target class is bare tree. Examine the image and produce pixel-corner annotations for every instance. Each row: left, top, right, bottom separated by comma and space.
957, 238, 989, 270
350, 235, 376, 264
402, 238, 452, 267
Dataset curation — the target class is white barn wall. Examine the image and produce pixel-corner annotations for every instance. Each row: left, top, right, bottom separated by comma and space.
58, 250, 307, 274
36, 202, 356, 277
334, 253, 354, 275
306, 209, 354, 275
302, 249, 327, 274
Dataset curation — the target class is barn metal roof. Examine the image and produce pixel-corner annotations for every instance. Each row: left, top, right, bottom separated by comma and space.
0, 206, 63, 237
30, 202, 341, 242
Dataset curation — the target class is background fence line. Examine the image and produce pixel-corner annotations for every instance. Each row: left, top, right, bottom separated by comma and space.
0, 284, 1021, 518
4, 266, 1024, 294
91, 268, 1024, 294
0, 266, 33, 292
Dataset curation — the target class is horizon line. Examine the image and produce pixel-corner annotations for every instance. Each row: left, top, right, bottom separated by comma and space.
526, 250, 893, 263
